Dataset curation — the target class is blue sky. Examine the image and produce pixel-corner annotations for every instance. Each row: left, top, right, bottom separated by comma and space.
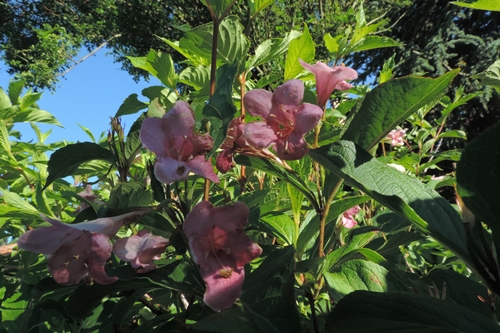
0, 49, 160, 144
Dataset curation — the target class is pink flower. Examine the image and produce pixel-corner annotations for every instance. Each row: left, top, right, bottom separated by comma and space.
243, 80, 323, 160
18, 212, 145, 285
113, 230, 169, 274
299, 60, 358, 109
183, 201, 262, 311
76, 185, 105, 212
386, 129, 406, 146
140, 101, 219, 184
341, 206, 360, 229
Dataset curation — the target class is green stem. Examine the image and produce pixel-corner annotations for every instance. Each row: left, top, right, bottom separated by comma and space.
318, 178, 343, 257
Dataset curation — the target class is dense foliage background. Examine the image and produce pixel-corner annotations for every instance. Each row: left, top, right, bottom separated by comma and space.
0, 0, 499, 332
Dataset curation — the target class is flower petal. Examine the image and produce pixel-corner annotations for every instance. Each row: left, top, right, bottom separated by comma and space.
140, 116, 169, 157
243, 122, 277, 149
113, 230, 169, 274
216, 148, 235, 174
185, 155, 220, 183
272, 79, 304, 108
154, 156, 190, 184
243, 89, 273, 118
294, 103, 323, 135
274, 131, 309, 160
162, 101, 196, 137
48, 231, 117, 285
300, 60, 357, 108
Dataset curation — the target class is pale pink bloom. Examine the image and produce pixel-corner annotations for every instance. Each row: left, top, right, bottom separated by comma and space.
341, 206, 360, 229
76, 185, 105, 212
299, 60, 358, 109
113, 230, 169, 274
387, 163, 406, 173
18, 212, 145, 285
431, 175, 445, 180
140, 101, 219, 184
183, 201, 262, 311
243, 80, 323, 160
386, 129, 406, 146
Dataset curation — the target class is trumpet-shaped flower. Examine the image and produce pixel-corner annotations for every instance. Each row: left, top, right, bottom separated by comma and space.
183, 201, 262, 311
113, 230, 169, 273
299, 60, 358, 109
243, 80, 323, 160
140, 101, 219, 184
341, 206, 360, 229
18, 212, 144, 285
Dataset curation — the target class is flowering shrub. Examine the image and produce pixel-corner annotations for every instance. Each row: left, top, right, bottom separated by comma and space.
2, 2, 500, 333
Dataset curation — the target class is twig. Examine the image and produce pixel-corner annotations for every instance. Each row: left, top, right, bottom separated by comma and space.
57, 34, 122, 77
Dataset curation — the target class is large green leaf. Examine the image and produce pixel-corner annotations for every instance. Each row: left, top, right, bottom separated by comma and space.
178, 65, 211, 95
0, 87, 12, 109
309, 141, 469, 262
11, 107, 62, 126
284, 23, 315, 80
127, 50, 177, 91
180, 16, 249, 66
347, 35, 402, 53
44, 142, 116, 189
240, 246, 302, 333
260, 214, 296, 246
327, 291, 500, 333
451, 0, 500, 11
115, 93, 148, 117
457, 121, 500, 238
108, 182, 152, 208
247, 30, 301, 70
341, 70, 459, 150
8, 80, 25, 105
324, 260, 406, 301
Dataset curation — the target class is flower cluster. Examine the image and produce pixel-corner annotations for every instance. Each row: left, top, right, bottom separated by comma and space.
18, 212, 168, 285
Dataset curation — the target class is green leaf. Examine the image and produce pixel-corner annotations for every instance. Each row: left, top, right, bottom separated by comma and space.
327, 291, 500, 333
348, 36, 402, 54
235, 155, 318, 212
419, 270, 492, 318
203, 0, 235, 20
156, 37, 209, 66
247, 31, 302, 69
457, 121, 500, 237
260, 214, 296, 245
324, 260, 405, 301
309, 141, 469, 262
11, 107, 62, 126
248, 0, 274, 18
115, 93, 148, 117
19, 90, 42, 110
341, 70, 459, 150
284, 23, 315, 80
8, 80, 25, 105
180, 16, 249, 66
77, 124, 96, 142
108, 182, 152, 208
44, 142, 116, 189
179, 65, 210, 91
450, 0, 500, 11
202, 62, 238, 154
0, 188, 40, 217
149, 51, 178, 91
0, 119, 15, 161
34, 181, 53, 217
191, 309, 262, 333
241, 246, 302, 333
0, 87, 12, 109
325, 229, 381, 268
472, 59, 500, 92
324, 33, 344, 54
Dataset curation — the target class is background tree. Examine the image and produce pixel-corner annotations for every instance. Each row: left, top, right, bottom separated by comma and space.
349, 0, 500, 142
